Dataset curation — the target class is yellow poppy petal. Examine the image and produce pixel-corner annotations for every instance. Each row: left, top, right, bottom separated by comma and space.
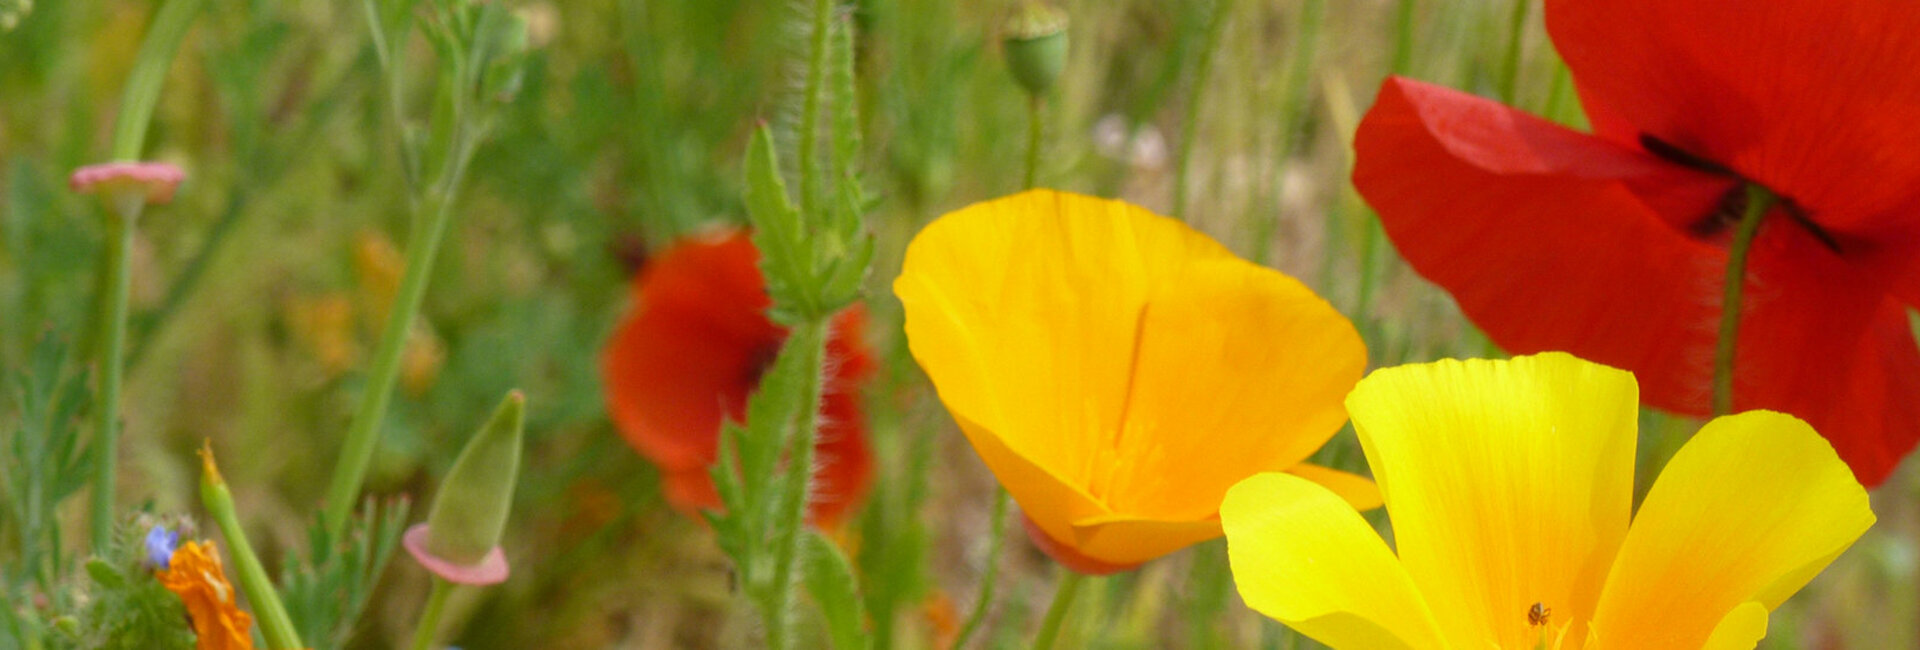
1283, 463, 1382, 511
897, 189, 1363, 567
1700, 602, 1768, 650
1067, 515, 1223, 567
1221, 472, 1445, 649
949, 411, 1108, 549
895, 189, 1235, 494
1344, 352, 1637, 648
1099, 259, 1364, 519
1588, 410, 1872, 649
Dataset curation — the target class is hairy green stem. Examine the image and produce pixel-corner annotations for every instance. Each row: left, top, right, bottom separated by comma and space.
1173, 0, 1233, 221
1031, 570, 1086, 650
1713, 184, 1776, 416
796, 0, 835, 218
109, 0, 206, 161
89, 203, 136, 552
408, 579, 454, 650
948, 488, 1010, 649
323, 190, 457, 536
200, 446, 304, 649
763, 319, 829, 650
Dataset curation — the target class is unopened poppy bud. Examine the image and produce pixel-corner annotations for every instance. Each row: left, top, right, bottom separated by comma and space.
419, 391, 525, 570
1002, 1, 1068, 96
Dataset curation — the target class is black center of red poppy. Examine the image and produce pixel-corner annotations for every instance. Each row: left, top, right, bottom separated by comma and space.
1641, 134, 1841, 254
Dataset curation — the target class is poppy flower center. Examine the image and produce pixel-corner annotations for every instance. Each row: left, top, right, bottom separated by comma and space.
1640, 134, 1841, 253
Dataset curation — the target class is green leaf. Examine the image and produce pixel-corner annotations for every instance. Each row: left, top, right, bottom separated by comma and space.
803, 531, 869, 650
744, 124, 812, 320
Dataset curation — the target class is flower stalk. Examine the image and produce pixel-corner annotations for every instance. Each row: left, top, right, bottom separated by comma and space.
88, 0, 206, 552
1713, 183, 1778, 416
88, 210, 135, 553
109, 0, 206, 162
199, 443, 303, 649
763, 319, 829, 650
407, 579, 454, 650
324, 189, 460, 536
947, 488, 1009, 650
1031, 570, 1085, 650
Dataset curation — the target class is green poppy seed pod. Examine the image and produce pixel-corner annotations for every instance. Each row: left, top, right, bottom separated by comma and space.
424, 390, 526, 565
1003, 1, 1068, 96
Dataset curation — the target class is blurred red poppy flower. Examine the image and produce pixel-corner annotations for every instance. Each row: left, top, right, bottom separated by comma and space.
1353, 0, 1920, 486
601, 229, 875, 525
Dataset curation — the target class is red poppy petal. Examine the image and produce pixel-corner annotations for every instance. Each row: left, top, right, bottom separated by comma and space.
1733, 224, 1920, 487
601, 295, 767, 471
1839, 214, 1920, 309
812, 307, 878, 526
1355, 76, 1730, 408
1546, 0, 1920, 230
602, 229, 877, 524
1355, 77, 1920, 486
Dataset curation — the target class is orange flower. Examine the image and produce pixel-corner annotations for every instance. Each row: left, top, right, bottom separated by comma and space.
158, 540, 256, 650
601, 229, 875, 525
896, 190, 1375, 573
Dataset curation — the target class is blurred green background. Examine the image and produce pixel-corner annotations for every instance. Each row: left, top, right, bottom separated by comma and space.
1, 0, 1913, 647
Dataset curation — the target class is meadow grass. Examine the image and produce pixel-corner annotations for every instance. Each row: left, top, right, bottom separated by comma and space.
1, 0, 1914, 647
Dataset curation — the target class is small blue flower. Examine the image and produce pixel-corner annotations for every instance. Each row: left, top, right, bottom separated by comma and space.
144, 525, 179, 570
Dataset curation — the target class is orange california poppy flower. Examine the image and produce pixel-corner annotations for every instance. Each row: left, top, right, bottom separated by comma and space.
896, 190, 1376, 574
157, 540, 256, 650
601, 229, 875, 526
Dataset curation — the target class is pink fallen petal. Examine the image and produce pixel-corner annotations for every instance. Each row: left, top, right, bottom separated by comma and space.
68, 161, 186, 204
403, 523, 510, 586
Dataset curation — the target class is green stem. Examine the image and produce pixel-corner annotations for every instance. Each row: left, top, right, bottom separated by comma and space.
796, 0, 834, 218
89, 205, 136, 552
200, 446, 303, 649
408, 579, 454, 650
1390, 0, 1417, 75
949, 488, 1010, 650
1024, 95, 1043, 190
1713, 184, 1776, 416
109, 0, 207, 161
763, 319, 829, 650
323, 190, 458, 537
1031, 570, 1086, 650
1172, 0, 1233, 221
89, 0, 206, 554
1495, 0, 1529, 104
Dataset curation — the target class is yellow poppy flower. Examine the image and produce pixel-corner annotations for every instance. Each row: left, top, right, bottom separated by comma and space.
1221, 352, 1874, 649
895, 189, 1374, 572
158, 540, 257, 650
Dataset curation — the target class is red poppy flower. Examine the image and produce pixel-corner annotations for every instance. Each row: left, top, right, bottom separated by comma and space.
1353, 0, 1920, 486
601, 229, 876, 525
